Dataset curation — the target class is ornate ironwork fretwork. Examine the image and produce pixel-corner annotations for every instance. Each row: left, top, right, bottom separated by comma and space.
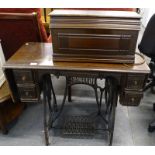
42, 74, 118, 146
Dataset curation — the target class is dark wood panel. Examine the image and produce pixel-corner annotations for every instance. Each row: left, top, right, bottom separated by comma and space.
50, 10, 141, 30
50, 10, 140, 63
51, 28, 138, 63
58, 33, 131, 54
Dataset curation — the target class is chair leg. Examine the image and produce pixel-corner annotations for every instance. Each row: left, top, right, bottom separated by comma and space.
43, 8, 47, 22
0, 109, 8, 134
43, 75, 50, 146
144, 81, 153, 91
148, 121, 155, 132
1, 127, 8, 135
68, 85, 72, 102
0, 115, 9, 135
0, 118, 8, 134
153, 103, 155, 111
148, 103, 155, 133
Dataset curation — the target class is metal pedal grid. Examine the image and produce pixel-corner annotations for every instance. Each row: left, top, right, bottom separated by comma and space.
42, 74, 118, 146
62, 115, 95, 138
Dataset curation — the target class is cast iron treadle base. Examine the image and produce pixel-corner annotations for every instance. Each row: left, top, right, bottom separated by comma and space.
62, 115, 95, 138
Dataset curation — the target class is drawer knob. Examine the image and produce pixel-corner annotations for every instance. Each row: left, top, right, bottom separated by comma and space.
131, 98, 135, 102
134, 81, 138, 85
25, 91, 29, 96
22, 76, 26, 81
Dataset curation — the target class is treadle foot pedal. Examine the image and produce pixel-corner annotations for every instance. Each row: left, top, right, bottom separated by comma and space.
62, 115, 95, 138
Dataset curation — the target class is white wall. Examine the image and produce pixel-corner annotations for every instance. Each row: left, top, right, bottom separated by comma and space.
140, 8, 155, 28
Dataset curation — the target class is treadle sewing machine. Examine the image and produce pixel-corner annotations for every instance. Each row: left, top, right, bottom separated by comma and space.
3, 10, 150, 145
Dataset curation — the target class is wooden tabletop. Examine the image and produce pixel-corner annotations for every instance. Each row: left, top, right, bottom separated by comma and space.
3, 42, 150, 74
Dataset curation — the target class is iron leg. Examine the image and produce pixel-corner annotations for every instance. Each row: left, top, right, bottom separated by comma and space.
68, 85, 72, 102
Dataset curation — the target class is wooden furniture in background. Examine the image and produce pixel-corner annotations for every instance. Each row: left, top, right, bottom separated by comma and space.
0, 10, 50, 60
0, 82, 24, 134
0, 9, 49, 135
0, 28, 26, 134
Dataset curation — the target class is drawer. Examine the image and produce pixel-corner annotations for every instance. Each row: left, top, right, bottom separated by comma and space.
13, 70, 34, 84
126, 75, 145, 90
120, 91, 143, 106
17, 85, 38, 101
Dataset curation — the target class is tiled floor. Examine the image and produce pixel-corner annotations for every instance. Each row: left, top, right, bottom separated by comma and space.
0, 77, 155, 146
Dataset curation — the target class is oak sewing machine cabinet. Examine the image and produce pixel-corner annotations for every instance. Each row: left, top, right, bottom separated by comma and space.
3, 10, 150, 145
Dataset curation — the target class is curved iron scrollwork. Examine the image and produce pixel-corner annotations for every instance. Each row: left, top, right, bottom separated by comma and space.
42, 74, 118, 146
105, 77, 118, 145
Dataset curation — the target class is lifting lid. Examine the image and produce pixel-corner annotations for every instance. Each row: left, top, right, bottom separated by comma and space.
50, 10, 141, 30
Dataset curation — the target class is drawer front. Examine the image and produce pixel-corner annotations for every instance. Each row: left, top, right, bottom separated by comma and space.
126, 75, 145, 90
17, 86, 38, 101
13, 70, 34, 84
120, 91, 143, 106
